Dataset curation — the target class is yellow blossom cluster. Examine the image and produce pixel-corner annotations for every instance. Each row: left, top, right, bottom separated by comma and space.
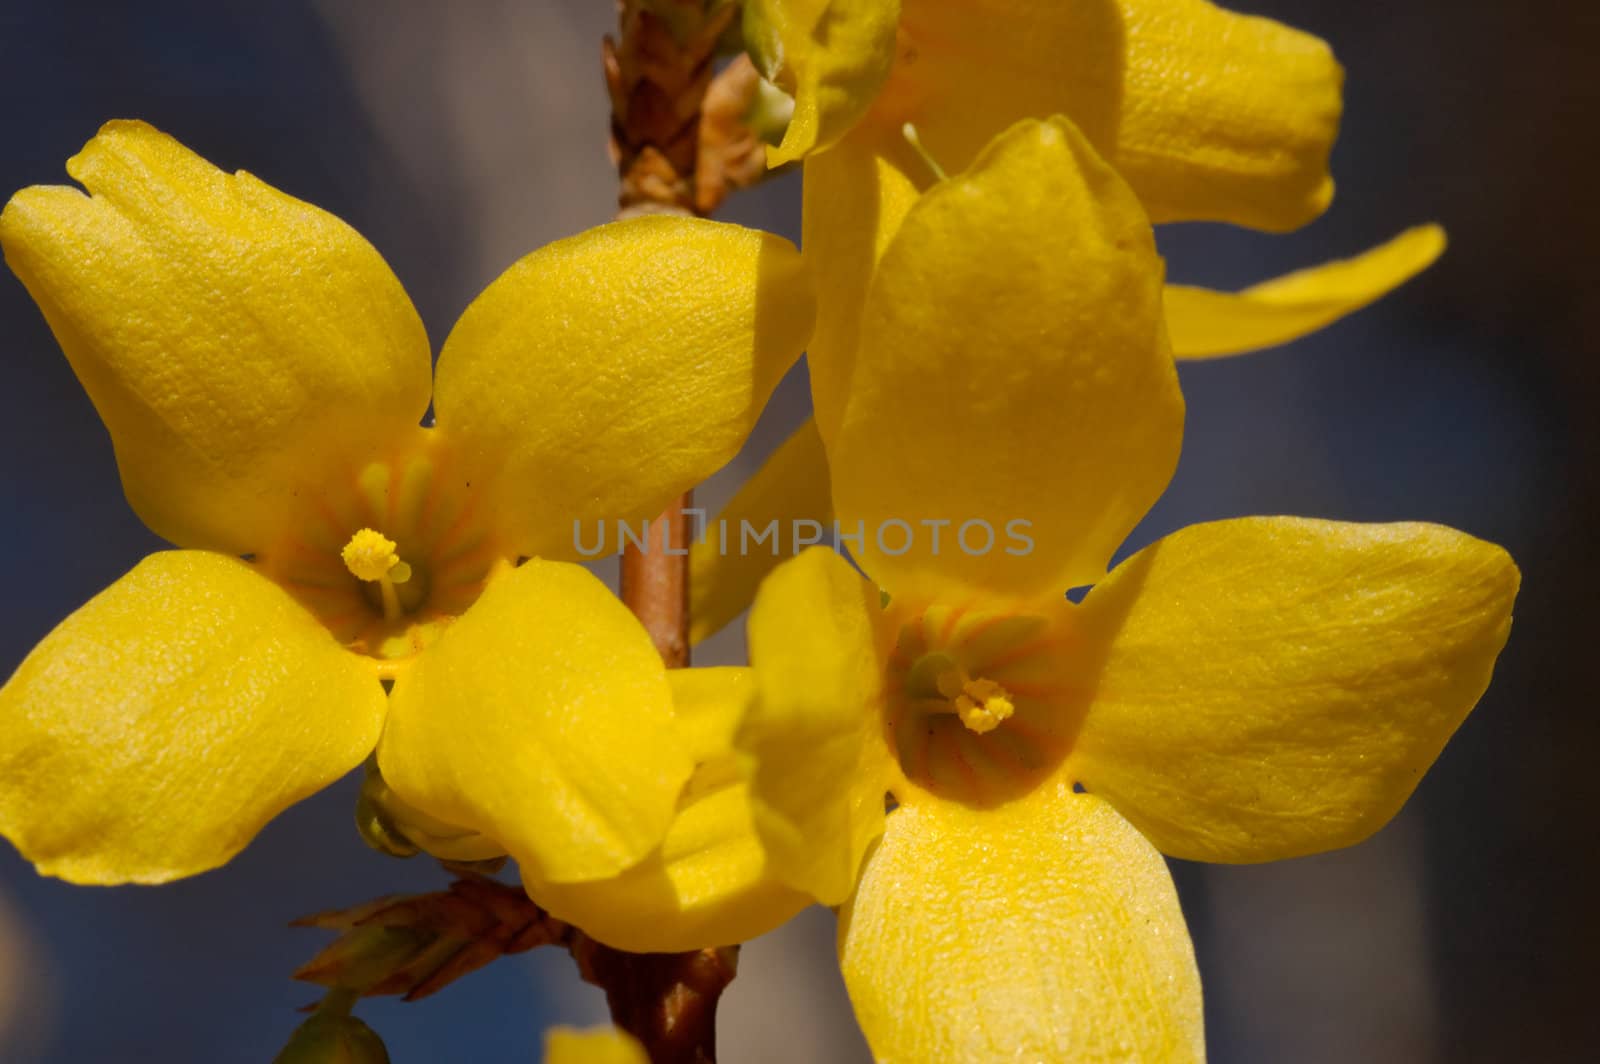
0, 2, 1516, 1061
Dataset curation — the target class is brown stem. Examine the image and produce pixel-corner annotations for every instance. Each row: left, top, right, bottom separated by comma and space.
605, 0, 733, 217
569, 937, 739, 1064
619, 493, 693, 667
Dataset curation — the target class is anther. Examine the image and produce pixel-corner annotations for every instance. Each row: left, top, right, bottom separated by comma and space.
341, 528, 412, 621
931, 666, 1015, 734
953, 678, 1014, 734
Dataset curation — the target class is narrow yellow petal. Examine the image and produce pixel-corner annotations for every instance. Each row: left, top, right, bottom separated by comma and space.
0, 121, 432, 554
748, 0, 901, 166
741, 547, 895, 906
839, 784, 1204, 1063
433, 217, 814, 561
1070, 517, 1519, 863
801, 135, 920, 449
544, 1026, 648, 1064
525, 668, 810, 951
874, 0, 1342, 231
378, 560, 691, 884
689, 417, 832, 645
0, 552, 385, 884
1166, 226, 1447, 359
832, 117, 1182, 600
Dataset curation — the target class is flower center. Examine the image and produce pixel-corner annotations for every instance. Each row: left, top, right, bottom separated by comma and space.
256, 430, 512, 671
903, 652, 1015, 734
940, 673, 1016, 734
885, 601, 1078, 804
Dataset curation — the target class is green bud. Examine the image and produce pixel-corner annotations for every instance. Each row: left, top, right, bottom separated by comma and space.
355, 757, 504, 862
274, 996, 390, 1064
296, 924, 434, 993
353, 761, 420, 859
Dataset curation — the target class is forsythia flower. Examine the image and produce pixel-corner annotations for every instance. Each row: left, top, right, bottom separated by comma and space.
732, 118, 1518, 1060
750, 0, 1341, 227
0, 121, 814, 894
692, 0, 1447, 640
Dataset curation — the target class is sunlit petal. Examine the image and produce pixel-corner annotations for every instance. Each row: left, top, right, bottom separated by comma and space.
380, 560, 691, 883
0, 121, 431, 553
832, 117, 1182, 600
1070, 517, 1518, 862
0, 551, 385, 883
840, 784, 1204, 1062
433, 217, 813, 561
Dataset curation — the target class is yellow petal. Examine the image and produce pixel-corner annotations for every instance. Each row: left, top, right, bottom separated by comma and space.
832, 117, 1183, 600
689, 417, 832, 645
741, 546, 894, 906
433, 217, 814, 561
525, 668, 810, 951
839, 784, 1204, 1063
1070, 517, 1519, 863
801, 135, 921, 449
378, 560, 692, 883
526, 782, 809, 951
544, 1026, 648, 1064
1166, 226, 1448, 359
664, 665, 754, 765
0, 551, 384, 884
872, 0, 1342, 231
0, 121, 432, 554
748, 0, 902, 166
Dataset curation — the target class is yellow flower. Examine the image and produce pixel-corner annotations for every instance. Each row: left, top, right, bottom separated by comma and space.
751, 0, 1342, 230
733, 118, 1518, 1060
752, 0, 1374, 424
756, 0, 1439, 400
694, 1, 1447, 640
0, 121, 815, 890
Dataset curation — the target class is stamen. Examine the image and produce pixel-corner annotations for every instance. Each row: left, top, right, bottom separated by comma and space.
341, 529, 404, 582
930, 665, 1015, 735
341, 528, 411, 622
953, 678, 1014, 735
902, 122, 949, 183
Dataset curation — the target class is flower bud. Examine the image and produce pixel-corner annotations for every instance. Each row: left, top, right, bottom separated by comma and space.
273, 1001, 390, 1064
355, 758, 504, 863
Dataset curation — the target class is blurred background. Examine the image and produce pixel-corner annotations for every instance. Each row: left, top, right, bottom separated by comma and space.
0, 0, 1594, 1060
